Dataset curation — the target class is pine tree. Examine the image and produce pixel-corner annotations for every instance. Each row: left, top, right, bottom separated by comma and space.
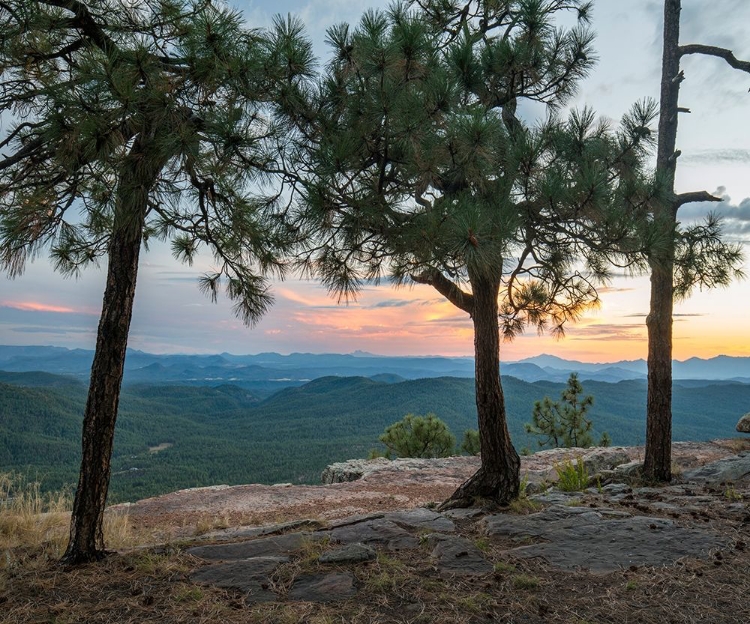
0, 0, 312, 563
293, 1, 657, 507
525, 373, 606, 449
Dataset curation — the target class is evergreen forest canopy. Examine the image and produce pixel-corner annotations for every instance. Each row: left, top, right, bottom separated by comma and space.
1, 371, 748, 502
0, 0, 747, 561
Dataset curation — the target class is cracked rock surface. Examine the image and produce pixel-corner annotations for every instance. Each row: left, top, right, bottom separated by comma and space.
187, 452, 745, 603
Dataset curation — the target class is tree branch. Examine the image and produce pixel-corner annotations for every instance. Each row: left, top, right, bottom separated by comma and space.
410, 269, 474, 314
41, 0, 120, 56
674, 190, 721, 212
0, 137, 45, 172
679, 44, 750, 73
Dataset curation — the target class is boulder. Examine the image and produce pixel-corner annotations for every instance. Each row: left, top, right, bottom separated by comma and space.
580, 447, 631, 474
737, 413, 750, 433
612, 460, 643, 478
321, 458, 391, 484
682, 452, 750, 485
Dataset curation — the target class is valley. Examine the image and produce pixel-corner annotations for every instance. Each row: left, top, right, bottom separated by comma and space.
2, 346, 749, 503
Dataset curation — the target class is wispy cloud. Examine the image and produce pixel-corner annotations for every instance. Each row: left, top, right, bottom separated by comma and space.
2, 301, 77, 314
599, 286, 637, 294
370, 299, 414, 309
12, 327, 70, 334
681, 149, 750, 165
568, 323, 646, 342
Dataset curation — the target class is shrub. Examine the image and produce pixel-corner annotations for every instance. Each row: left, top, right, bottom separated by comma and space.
553, 458, 589, 492
378, 413, 456, 458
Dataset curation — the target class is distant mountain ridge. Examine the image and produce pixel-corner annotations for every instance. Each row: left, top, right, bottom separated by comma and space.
1, 346, 749, 390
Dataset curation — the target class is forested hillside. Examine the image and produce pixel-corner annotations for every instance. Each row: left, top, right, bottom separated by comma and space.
1, 372, 747, 502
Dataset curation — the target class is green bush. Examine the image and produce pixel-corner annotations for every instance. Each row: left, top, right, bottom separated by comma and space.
553, 458, 589, 492
378, 413, 456, 458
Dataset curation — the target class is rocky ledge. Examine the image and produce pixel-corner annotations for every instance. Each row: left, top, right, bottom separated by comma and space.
115, 439, 750, 541
186, 444, 750, 604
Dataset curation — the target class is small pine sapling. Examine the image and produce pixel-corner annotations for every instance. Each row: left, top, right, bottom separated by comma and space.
526, 373, 609, 449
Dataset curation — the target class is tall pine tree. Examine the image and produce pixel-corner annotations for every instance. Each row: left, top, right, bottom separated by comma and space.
0, 0, 312, 562
293, 1, 656, 507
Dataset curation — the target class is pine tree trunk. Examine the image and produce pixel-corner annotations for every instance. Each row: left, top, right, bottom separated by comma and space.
644, 0, 682, 482
62, 132, 163, 564
440, 271, 520, 509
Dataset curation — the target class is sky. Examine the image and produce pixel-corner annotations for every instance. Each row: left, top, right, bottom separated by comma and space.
1, 0, 750, 362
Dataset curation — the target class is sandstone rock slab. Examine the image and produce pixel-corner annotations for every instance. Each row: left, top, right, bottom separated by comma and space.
329, 518, 418, 551
187, 531, 321, 561
428, 534, 494, 577
319, 543, 376, 564
288, 572, 357, 602
190, 556, 288, 603
485, 506, 726, 573
682, 453, 750, 485
385, 507, 455, 533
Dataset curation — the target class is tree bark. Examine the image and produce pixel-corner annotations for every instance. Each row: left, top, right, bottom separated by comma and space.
62, 131, 164, 564
440, 269, 520, 509
643, 0, 682, 482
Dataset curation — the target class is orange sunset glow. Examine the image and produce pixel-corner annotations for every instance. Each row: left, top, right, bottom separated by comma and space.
2, 301, 77, 314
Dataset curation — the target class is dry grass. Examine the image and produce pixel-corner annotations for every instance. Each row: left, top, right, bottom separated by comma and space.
0, 472, 145, 571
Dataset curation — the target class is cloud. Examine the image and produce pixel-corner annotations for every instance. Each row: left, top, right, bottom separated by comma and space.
1, 301, 76, 314
370, 299, 414, 309
11, 327, 70, 334
276, 287, 346, 309
418, 315, 471, 326
568, 323, 646, 342
681, 149, 750, 165
678, 0, 750, 53
675, 190, 750, 239
598, 286, 636, 294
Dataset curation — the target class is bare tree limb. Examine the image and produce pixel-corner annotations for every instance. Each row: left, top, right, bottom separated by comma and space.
674, 190, 721, 212
410, 269, 474, 314
679, 44, 750, 74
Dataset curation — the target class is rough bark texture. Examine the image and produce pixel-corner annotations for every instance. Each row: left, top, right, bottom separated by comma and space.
644, 0, 682, 483
62, 133, 163, 564
440, 271, 520, 509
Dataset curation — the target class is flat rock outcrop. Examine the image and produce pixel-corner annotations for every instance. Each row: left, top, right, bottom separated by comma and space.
484, 505, 727, 573
116, 440, 749, 540
683, 452, 750, 484
187, 453, 746, 604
